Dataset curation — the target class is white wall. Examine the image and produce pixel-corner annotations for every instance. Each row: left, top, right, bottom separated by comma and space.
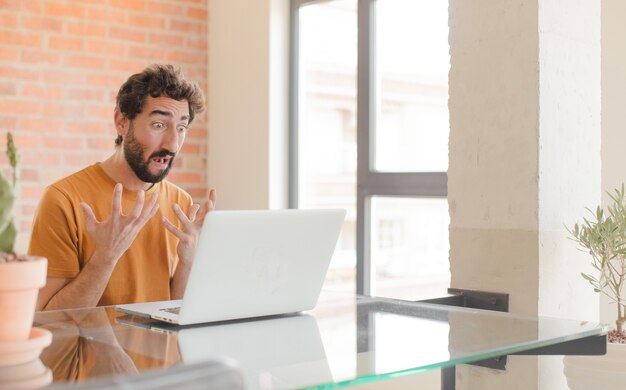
207, 0, 289, 210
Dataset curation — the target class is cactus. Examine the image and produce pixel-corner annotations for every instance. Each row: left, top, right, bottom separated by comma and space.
0, 133, 19, 254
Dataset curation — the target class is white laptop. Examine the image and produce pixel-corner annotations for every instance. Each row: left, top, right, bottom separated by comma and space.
115, 209, 345, 325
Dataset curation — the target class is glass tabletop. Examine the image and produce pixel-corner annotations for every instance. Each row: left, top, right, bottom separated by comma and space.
31, 291, 607, 389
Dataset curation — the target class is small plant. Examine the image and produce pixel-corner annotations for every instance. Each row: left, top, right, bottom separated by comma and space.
569, 184, 626, 343
0, 132, 20, 257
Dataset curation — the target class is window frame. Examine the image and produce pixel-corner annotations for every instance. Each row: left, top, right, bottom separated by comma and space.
290, 0, 448, 296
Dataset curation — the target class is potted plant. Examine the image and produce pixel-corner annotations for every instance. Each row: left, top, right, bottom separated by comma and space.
563, 184, 626, 389
0, 133, 47, 345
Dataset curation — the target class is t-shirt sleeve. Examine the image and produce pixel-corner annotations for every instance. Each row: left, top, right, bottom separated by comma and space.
28, 186, 81, 278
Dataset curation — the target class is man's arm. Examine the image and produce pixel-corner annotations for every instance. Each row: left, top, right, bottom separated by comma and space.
164, 189, 216, 299
36, 184, 160, 310
36, 251, 118, 310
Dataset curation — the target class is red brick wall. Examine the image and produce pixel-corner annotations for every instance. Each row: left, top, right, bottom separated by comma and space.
0, 0, 209, 252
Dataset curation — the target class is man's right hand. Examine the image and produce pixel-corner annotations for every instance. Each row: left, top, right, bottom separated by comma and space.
80, 183, 160, 266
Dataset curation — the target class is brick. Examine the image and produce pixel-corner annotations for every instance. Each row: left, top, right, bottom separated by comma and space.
110, 0, 144, 10
185, 37, 207, 50
48, 36, 84, 51
67, 22, 106, 37
0, 100, 38, 115
65, 121, 107, 135
129, 46, 164, 59
149, 32, 184, 46
2, 31, 41, 47
85, 73, 123, 88
86, 8, 126, 24
0, 12, 18, 28
146, 1, 183, 16
186, 187, 207, 199
63, 152, 103, 167
44, 2, 85, 18
45, 70, 85, 84
20, 184, 45, 199
129, 15, 166, 29
170, 19, 206, 34
109, 27, 145, 43
18, 118, 62, 132
21, 15, 64, 32
0, 47, 19, 62
180, 142, 200, 154
22, 84, 64, 100
22, 50, 61, 65
85, 104, 114, 119
66, 88, 105, 101
187, 6, 207, 20
87, 39, 126, 55
21, 151, 61, 166
66, 55, 104, 69
87, 137, 113, 149
0, 117, 17, 130
21, 203, 38, 216
23, 0, 43, 14
12, 134, 41, 148
42, 103, 84, 118
0, 66, 39, 81
167, 50, 203, 64
0, 83, 16, 96
0, 0, 20, 11
44, 136, 84, 149
167, 171, 201, 183
110, 59, 147, 74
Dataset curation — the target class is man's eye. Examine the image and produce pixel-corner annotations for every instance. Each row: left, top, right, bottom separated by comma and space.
177, 126, 188, 133
153, 122, 165, 130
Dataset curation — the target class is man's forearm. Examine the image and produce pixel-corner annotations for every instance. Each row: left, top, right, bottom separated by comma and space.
43, 253, 118, 310
170, 260, 192, 299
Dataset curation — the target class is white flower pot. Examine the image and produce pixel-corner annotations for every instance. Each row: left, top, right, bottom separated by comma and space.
563, 342, 626, 390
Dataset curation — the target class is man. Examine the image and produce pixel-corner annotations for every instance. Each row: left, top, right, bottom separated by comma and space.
29, 64, 216, 310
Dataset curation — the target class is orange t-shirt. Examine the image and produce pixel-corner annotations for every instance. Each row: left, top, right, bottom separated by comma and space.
28, 163, 193, 306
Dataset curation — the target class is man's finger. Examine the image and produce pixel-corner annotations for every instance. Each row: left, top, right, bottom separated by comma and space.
139, 192, 159, 222
187, 203, 201, 222
110, 183, 123, 216
162, 216, 184, 239
208, 188, 217, 211
80, 203, 98, 233
129, 190, 145, 219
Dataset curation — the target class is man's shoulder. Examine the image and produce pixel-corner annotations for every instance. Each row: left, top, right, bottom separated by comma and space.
46, 164, 106, 199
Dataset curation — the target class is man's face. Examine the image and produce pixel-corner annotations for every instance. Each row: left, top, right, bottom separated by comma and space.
122, 96, 190, 183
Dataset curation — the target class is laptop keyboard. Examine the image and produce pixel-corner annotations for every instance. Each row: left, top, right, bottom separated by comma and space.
159, 307, 181, 315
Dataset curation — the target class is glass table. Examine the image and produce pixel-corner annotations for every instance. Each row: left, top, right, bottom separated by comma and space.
28, 291, 607, 389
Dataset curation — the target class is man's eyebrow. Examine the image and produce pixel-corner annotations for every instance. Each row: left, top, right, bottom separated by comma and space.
149, 110, 190, 122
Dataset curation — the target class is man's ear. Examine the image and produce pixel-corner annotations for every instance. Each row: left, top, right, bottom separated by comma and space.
114, 109, 128, 137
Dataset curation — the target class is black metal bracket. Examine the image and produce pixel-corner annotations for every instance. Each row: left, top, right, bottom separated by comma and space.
419, 288, 509, 313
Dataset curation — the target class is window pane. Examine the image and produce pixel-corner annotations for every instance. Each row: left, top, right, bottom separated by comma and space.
298, 0, 357, 293
374, 0, 450, 172
371, 197, 450, 300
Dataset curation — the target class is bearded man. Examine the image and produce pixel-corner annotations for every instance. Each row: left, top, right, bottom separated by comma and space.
30, 64, 216, 310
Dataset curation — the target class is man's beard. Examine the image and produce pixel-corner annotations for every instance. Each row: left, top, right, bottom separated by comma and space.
123, 124, 176, 183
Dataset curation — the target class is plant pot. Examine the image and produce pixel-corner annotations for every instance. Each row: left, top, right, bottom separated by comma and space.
563, 341, 626, 390
0, 257, 47, 342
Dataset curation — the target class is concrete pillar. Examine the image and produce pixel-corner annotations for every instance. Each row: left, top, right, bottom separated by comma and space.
601, 0, 626, 326
207, 0, 289, 210
448, 1, 600, 389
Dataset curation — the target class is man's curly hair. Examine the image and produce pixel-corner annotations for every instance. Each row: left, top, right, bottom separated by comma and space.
114, 64, 205, 145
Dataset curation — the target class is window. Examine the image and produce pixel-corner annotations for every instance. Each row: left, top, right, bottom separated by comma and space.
291, 0, 449, 299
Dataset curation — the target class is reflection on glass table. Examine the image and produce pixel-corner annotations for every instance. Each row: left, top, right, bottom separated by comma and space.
33, 291, 608, 389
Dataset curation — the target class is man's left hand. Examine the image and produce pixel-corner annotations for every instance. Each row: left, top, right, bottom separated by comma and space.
162, 189, 216, 264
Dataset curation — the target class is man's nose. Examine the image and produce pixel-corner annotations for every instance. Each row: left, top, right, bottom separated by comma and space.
162, 126, 180, 152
